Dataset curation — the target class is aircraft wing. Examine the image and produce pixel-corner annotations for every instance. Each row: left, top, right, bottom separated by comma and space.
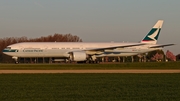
67, 43, 145, 54
84, 43, 145, 51
149, 44, 175, 48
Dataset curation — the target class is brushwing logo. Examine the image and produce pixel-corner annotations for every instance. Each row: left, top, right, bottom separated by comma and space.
148, 27, 160, 41
142, 26, 161, 42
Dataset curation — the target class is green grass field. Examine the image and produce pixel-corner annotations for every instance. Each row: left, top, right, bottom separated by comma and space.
0, 61, 180, 70
0, 74, 180, 101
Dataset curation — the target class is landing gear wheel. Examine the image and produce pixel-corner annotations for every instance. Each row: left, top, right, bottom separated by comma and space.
15, 61, 19, 64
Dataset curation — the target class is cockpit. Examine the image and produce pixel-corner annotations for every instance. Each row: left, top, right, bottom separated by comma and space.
2, 47, 18, 53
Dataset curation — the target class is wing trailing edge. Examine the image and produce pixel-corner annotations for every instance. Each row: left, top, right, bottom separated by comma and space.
149, 44, 175, 48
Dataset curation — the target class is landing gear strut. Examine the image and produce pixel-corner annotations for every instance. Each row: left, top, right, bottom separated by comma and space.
87, 55, 99, 64
12, 56, 19, 64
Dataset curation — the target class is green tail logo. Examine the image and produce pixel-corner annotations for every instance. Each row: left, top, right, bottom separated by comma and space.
141, 20, 163, 44
142, 27, 161, 41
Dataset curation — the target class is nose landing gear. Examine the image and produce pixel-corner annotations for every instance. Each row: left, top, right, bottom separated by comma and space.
12, 56, 19, 64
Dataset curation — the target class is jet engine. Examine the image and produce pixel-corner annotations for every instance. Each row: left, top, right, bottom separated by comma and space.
70, 51, 87, 62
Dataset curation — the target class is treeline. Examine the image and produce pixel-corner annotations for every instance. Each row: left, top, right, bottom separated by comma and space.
0, 33, 82, 63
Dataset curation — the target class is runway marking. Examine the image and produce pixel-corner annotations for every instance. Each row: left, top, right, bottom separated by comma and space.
0, 70, 180, 74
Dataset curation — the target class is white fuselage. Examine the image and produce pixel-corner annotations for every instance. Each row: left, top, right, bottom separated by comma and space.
3, 42, 160, 58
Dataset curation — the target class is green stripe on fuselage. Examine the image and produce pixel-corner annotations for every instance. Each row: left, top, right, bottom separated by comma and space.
2, 49, 18, 52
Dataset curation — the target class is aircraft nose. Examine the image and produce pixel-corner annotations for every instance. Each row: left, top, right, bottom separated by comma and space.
2, 49, 7, 53
2, 49, 9, 54
2, 49, 18, 55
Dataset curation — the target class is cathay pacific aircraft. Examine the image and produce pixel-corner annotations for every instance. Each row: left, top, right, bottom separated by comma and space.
3, 20, 174, 63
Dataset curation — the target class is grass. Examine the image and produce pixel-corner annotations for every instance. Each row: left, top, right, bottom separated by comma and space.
0, 74, 180, 101
0, 61, 180, 70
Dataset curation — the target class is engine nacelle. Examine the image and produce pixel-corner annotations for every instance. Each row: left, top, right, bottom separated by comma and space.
70, 51, 87, 62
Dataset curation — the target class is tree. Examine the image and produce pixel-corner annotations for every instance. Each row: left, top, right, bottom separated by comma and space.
166, 50, 176, 61
176, 54, 180, 61
146, 50, 165, 62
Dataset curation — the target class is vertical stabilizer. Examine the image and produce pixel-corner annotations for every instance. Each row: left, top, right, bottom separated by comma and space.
141, 20, 164, 44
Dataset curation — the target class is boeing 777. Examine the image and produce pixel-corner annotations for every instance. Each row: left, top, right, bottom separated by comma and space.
2, 20, 174, 63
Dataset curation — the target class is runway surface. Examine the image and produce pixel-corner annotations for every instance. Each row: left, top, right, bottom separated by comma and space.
0, 70, 180, 74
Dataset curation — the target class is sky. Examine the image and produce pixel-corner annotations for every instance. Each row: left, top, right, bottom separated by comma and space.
0, 0, 180, 55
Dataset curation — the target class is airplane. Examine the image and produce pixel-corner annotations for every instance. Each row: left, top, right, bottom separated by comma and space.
2, 20, 174, 63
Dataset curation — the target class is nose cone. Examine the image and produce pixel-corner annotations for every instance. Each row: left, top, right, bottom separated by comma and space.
2, 49, 8, 56
2, 49, 18, 56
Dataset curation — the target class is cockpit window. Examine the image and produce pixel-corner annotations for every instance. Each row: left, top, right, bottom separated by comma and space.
5, 47, 11, 49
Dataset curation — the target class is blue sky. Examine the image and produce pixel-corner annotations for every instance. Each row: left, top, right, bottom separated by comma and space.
0, 0, 180, 54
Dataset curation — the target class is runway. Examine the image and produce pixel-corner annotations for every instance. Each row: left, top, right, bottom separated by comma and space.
0, 70, 180, 74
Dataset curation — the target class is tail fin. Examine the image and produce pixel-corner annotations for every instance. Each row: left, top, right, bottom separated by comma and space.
141, 20, 164, 44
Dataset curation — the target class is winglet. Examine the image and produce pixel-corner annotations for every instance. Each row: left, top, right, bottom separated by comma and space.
141, 20, 164, 44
